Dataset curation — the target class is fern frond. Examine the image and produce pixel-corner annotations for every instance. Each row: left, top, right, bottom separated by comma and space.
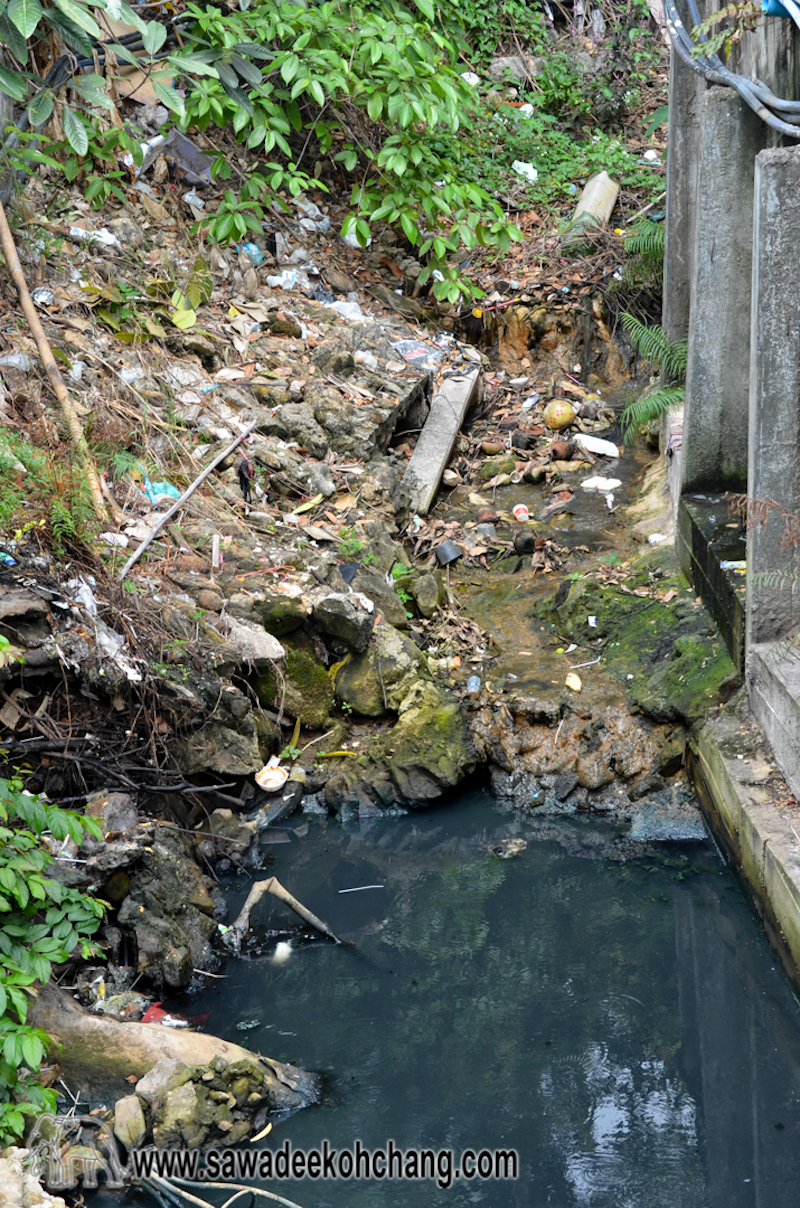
620, 313, 688, 380
624, 217, 665, 259
621, 386, 685, 445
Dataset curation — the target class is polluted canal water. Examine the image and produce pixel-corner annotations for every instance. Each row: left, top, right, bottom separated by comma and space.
109, 790, 800, 1208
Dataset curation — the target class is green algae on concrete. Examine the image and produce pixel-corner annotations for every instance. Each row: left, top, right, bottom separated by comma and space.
256, 633, 334, 729
532, 551, 739, 725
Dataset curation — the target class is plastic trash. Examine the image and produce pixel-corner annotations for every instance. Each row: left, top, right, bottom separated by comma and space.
69, 360, 87, 382
642, 149, 660, 162
0, 353, 33, 372
343, 230, 372, 249
0, 552, 17, 566
239, 242, 264, 265
581, 475, 622, 490
512, 504, 529, 522
435, 540, 462, 566
512, 160, 538, 183
31, 287, 54, 307
68, 226, 120, 248
142, 476, 181, 505
183, 189, 205, 210
460, 71, 480, 86
256, 755, 289, 792
354, 350, 378, 372
267, 269, 311, 291
476, 523, 498, 540
293, 197, 324, 222
466, 675, 481, 697
520, 393, 540, 411
588, 615, 597, 627
326, 300, 366, 323
573, 433, 620, 458
648, 533, 669, 546
720, 559, 747, 571
119, 367, 146, 385
314, 285, 337, 303
159, 129, 213, 186
391, 339, 444, 370
98, 532, 129, 548
565, 672, 582, 692
518, 103, 535, 118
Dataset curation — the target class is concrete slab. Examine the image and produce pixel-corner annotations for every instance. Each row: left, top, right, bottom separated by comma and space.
676, 494, 746, 673
693, 694, 800, 981
403, 368, 480, 514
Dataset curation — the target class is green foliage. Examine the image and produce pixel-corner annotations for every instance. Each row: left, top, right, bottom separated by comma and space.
0, 775, 104, 1144
620, 312, 687, 444
175, 0, 522, 300
428, 101, 661, 211
620, 385, 684, 445
691, 1, 761, 58
337, 527, 365, 561
0, 436, 97, 553
621, 312, 687, 380
622, 216, 665, 288
436, 0, 546, 63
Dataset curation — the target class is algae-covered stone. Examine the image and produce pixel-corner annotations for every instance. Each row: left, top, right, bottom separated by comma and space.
412, 571, 442, 618
630, 633, 737, 724
155, 1082, 205, 1148
114, 1094, 147, 1150
256, 633, 335, 728
479, 455, 516, 481
326, 687, 474, 807
335, 622, 428, 717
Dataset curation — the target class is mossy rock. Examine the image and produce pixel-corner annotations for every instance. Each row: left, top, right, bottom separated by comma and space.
326, 685, 474, 807
335, 622, 428, 717
479, 455, 516, 481
255, 633, 334, 728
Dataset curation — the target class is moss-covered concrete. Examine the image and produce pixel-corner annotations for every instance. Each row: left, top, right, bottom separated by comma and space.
531, 549, 739, 725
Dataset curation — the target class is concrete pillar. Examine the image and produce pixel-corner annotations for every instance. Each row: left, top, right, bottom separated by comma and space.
662, 37, 702, 344
681, 87, 766, 494
746, 146, 800, 647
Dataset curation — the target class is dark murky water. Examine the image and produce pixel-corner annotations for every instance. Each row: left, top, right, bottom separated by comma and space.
104, 790, 800, 1208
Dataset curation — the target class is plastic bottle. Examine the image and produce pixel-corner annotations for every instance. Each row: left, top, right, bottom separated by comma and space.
466, 676, 481, 698
239, 242, 264, 266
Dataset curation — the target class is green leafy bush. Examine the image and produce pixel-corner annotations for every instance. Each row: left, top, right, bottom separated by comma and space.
0, 770, 104, 1144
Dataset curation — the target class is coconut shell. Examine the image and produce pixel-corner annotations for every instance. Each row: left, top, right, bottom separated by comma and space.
476, 508, 501, 524
543, 399, 576, 431
550, 440, 573, 460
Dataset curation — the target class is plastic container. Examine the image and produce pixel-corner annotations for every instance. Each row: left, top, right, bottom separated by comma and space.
466, 676, 481, 698
255, 756, 289, 793
239, 242, 264, 266
435, 540, 462, 566
512, 503, 530, 522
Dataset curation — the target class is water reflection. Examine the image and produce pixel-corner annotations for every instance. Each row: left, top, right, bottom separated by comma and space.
88, 792, 800, 1208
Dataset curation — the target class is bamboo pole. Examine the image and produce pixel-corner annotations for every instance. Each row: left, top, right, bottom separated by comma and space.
117, 421, 256, 582
0, 201, 108, 521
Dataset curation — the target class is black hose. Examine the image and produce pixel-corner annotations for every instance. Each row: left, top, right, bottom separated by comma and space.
664, 0, 800, 139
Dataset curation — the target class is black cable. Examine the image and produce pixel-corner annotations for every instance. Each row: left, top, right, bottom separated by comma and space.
664, 0, 800, 139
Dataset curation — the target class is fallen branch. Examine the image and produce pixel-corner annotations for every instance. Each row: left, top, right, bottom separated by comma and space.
147, 1176, 307, 1208
117, 422, 256, 582
0, 201, 108, 521
226, 875, 345, 949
